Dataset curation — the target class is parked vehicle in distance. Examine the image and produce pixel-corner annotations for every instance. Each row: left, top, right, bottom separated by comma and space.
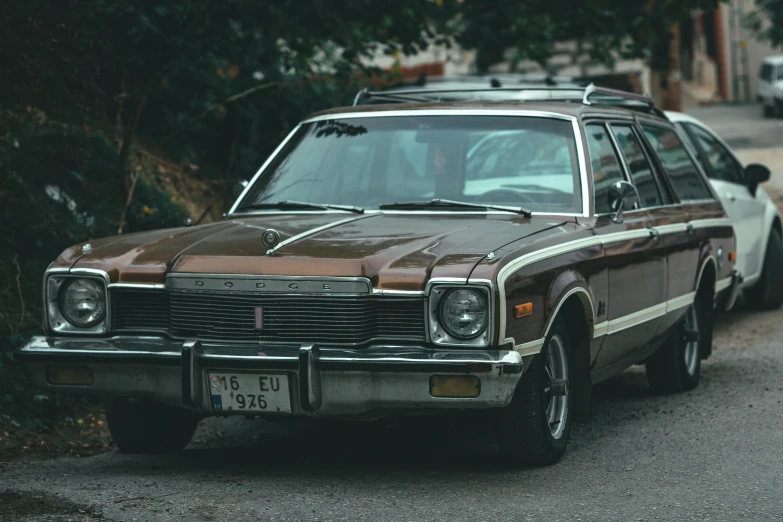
667, 111, 783, 309
17, 84, 738, 466
757, 55, 783, 118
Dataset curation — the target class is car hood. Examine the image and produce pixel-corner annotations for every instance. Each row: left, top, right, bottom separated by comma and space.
58, 213, 567, 291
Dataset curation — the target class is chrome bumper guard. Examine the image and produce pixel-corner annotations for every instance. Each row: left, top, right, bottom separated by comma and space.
16, 336, 523, 416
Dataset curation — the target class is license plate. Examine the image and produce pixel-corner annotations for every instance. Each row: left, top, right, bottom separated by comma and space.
206, 373, 291, 413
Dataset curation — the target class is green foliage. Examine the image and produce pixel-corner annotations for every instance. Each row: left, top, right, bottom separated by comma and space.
747, 0, 783, 49
447, 0, 722, 73
0, 112, 189, 418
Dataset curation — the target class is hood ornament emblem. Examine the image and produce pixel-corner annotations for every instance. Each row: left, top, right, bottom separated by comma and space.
262, 229, 281, 252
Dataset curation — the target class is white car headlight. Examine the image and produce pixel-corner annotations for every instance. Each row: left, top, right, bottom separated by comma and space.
429, 285, 491, 346
46, 274, 108, 334
439, 288, 489, 339
59, 278, 106, 327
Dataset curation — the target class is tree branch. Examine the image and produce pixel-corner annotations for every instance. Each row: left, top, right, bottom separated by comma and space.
199, 81, 279, 117
13, 255, 24, 327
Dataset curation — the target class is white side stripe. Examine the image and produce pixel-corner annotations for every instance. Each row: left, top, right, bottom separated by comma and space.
499, 217, 733, 350
515, 291, 699, 356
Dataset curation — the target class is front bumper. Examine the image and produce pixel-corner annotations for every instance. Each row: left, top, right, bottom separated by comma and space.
16, 336, 523, 417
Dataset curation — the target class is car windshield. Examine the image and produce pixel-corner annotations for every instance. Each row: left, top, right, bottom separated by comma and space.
236, 114, 582, 214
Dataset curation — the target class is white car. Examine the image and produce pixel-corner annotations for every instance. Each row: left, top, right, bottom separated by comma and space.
757, 55, 783, 118
667, 111, 783, 309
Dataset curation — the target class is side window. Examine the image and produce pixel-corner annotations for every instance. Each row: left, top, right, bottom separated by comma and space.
674, 123, 699, 156
585, 124, 626, 214
760, 64, 772, 81
687, 124, 745, 185
778, 66, 783, 81
642, 124, 713, 201
611, 125, 662, 207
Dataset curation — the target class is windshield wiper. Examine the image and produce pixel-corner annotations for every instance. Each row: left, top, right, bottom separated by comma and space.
378, 198, 532, 217
239, 200, 364, 214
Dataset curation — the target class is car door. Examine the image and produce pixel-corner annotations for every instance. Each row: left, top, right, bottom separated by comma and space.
587, 121, 667, 373
640, 122, 711, 336
676, 121, 766, 281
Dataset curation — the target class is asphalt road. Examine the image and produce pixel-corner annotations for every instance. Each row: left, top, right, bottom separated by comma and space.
2, 301, 783, 522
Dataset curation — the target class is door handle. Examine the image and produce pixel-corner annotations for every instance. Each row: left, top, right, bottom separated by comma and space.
725, 192, 736, 202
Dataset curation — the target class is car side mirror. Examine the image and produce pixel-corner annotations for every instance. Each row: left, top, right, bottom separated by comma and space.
608, 180, 639, 224
232, 180, 249, 200
745, 163, 770, 197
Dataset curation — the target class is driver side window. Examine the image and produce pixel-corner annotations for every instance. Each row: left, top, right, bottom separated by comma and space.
585, 124, 626, 214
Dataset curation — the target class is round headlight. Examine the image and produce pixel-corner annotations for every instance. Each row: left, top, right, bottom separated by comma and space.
59, 278, 106, 327
438, 288, 488, 339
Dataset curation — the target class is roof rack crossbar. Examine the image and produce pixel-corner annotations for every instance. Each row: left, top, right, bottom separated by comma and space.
352, 83, 660, 115
353, 85, 588, 106
582, 83, 655, 108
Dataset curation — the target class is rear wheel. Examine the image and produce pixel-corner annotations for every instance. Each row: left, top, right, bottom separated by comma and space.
745, 229, 783, 310
106, 398, 201, 453
495, 318, 573, 466
646, 302, 703, 393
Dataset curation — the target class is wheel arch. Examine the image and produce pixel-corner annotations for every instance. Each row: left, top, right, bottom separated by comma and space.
547, 285, 594, 424
537, 284, 595, 352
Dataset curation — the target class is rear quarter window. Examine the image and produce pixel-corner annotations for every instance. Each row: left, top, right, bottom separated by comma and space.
642, 124, 713, 202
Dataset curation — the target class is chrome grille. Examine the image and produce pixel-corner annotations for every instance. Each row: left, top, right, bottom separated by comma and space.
110, 289, 425, 345
110, 289, 169, 331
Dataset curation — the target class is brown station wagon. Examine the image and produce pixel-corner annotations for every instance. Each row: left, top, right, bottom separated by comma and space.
18, 85, 740, 465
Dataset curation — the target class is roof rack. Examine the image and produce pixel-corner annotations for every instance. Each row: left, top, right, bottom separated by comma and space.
352, 82, 661, 116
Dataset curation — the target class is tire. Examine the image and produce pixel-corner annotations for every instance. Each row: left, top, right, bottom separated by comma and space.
646, 300, 704, 393
105, 398, 201, 453
494, 318, 573, 466
745, 229, 783, 310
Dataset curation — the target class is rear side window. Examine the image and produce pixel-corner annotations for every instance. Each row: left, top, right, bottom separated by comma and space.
674, 122, 698, 156
585, 124, 626, 214
760, 63, 773, 81
687, 124, 745, 185
642, 124, 713, 201
611, 125, 662, 208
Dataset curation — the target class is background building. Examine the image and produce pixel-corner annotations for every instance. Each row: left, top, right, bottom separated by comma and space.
683, 0, 780, 102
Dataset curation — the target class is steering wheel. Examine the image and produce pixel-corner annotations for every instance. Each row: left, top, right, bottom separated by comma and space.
478, 189, 536, 204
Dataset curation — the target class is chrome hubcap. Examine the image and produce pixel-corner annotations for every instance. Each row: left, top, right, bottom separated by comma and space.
543, 334, 569, 440
683, 306, 699, 376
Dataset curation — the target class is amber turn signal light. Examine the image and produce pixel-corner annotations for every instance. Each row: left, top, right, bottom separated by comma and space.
46, 365, 93, 386
728, 251, 737, 262
430, 375, 480, 398
515, 302, 533, 318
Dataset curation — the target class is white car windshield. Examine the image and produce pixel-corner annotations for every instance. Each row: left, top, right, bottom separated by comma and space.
237, 115, 582, 214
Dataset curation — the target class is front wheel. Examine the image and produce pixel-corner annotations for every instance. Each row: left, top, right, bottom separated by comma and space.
105, 398, 201, 454
494, 318, 573, 466
646, 302, 703, 393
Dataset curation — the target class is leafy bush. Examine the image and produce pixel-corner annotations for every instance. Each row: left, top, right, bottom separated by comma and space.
0, 111, 189, 420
